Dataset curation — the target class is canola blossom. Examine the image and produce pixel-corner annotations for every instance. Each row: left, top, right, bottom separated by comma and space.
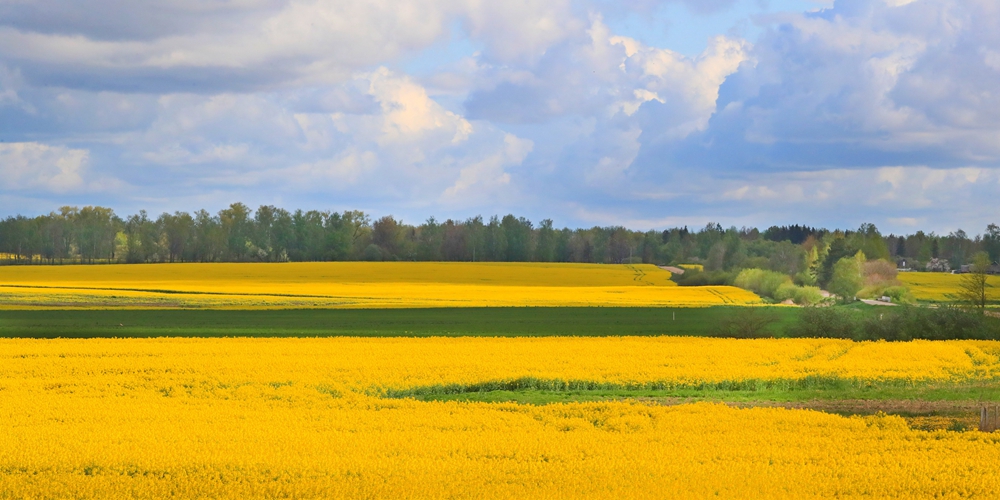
898, 271, 1000, 302
0, 262, 760, 309
2, 337, 1000, 498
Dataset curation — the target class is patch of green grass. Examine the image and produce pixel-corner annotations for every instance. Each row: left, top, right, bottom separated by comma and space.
0, 306, 803, 338
395, 380, 1000, 405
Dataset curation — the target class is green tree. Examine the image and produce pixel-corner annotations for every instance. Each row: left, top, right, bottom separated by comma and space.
819, 236, 857, 286
160, 211, 194, 263
850, 223, 890, 261
289, 210, 325, 261
75, 206, 119, 263
371, 215, 402, 259
534, 219, 556, 262
984, 224, 1000, 265
484, 216, 507, 261
829, 256, 863, 303
464, 216, 485, 261
960, 252, 993, 312
218, 202, 252, 261
191, 209, 222, 262
501, 214, 533, 262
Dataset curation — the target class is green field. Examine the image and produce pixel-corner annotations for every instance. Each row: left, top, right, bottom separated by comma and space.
0, 306, 801, 338
397, 380, 1000, 404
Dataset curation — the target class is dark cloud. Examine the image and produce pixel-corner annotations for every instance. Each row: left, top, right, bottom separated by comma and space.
0, 1, 285, 41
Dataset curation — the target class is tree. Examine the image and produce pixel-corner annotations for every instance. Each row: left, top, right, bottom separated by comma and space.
415, 217, 444, 261
851, 223, 890, 261
534, 219, 556, 262
75, 206, 119, 263
124, 210, 150, 263
713, 307, 778, 338
484, 216, 506, 261
984, 224, 1000, 265
819, 236, 857, 286
960, 252, 993, 312
501, 214, 533, 262
192, 209, 222, 262
371, 215, 402, 258
160, 211, 194, 263
829, 256, 863, 303
463, 216, 485, 261
218, 202, 252, 261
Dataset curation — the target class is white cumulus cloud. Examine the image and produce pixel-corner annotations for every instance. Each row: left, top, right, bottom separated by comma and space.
0, 142, 88, 193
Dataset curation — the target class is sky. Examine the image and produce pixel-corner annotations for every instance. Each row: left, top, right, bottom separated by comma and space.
1, 0, 999, 235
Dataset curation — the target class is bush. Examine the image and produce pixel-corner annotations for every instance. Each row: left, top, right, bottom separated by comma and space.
858, 284, 914, 304
928, 307, 1000, 340
734, 269, 791, 298
786, 307, 864, 339
773, 283, 824, 305
881, 286, 913, 304
786, 305, 1000, 341
794, 286, 824, 306
794, 270, 818, 287
712, 308, 779, 338
672, 270, 734, 286
863, 259, 899, 286
774, 282, 798, 302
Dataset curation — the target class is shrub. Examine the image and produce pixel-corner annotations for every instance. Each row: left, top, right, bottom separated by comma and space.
786, 305, 1000, 341
734, 269, 791, 298
774, 282, 798, 302
863, 259, 899, 286
773, 283, 824, 306
794, 270, 818, 287
672, 270, 734, 286
793, 286, 824, 306
786, 307, 863, 339
881, 286, 913, 304
712, 308, 779, 338
858, 284, 914, 304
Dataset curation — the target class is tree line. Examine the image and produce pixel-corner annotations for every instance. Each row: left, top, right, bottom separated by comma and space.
1, 204, 998, 273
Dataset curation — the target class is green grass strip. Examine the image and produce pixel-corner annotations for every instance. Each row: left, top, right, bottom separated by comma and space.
0, 306, 803, 338
383, 376, 1000, 404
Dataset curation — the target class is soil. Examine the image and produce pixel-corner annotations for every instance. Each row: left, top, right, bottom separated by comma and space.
634, 397, 988, 431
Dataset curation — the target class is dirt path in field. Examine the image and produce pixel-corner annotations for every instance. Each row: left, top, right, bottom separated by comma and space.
634, 398, 986, 430
658, 266, 685, 275
635, 397, 979, 415
861, 299, 899, 306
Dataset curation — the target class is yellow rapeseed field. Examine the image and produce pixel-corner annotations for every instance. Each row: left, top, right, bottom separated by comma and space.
899, 271, 1000, 302
0, 262, 760, 309
2, 337, 1000, 499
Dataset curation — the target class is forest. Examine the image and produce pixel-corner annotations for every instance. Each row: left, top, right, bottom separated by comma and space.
1, 204, 998, 278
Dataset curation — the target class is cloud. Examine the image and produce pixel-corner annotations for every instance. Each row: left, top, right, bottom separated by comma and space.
368, 67, 472, 146
442, 133, 533, 203
0, 1, 586, 93
595, 0, 742, 17
1, 0, 999, 235
464, 16, 748, 131
643, 0, 1000, 174
0, 142, 88, 192
64, 67, 535, 210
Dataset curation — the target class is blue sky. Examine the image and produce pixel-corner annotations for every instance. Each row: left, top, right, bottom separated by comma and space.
1, 0, 998, 235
